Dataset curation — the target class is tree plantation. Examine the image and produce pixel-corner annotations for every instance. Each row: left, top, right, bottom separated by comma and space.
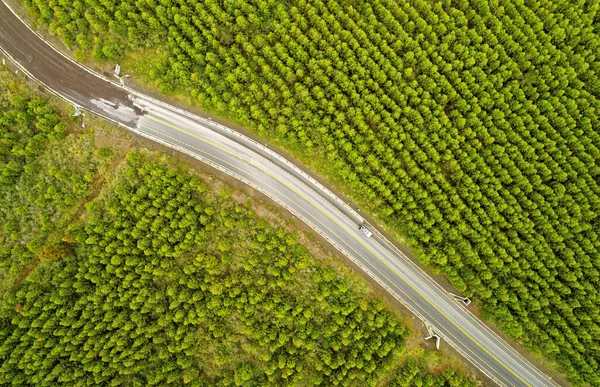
1, 151, 447, 386
0, 67, 111, 298
0, 69, 474, 385
22, 0, 600, 383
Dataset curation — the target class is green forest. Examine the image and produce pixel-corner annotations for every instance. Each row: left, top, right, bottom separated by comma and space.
0, 67, 474, 385
0, 67, 113, 297
21, 0, 600, 384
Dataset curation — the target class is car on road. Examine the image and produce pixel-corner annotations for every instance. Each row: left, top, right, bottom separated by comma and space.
359, 225, 373, 238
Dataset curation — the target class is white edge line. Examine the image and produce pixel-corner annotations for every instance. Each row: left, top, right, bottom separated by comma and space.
0, 43, 506, 385
0, 3, 560, 385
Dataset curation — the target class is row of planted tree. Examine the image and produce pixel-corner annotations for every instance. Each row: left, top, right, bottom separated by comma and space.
0, 68, 473, 385
22, 0, 600, 383
1, 153, 469, 386
0, 69, 107, 295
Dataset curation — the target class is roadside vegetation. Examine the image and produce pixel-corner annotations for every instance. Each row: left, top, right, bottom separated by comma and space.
0, 65, 475, 385
19, 0, 600, 384
0, 66, 116, 298
2, 152, 406, 386
392, 357, 474, 387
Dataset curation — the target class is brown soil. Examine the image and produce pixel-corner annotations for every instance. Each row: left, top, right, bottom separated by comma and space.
94, 124, 131, 152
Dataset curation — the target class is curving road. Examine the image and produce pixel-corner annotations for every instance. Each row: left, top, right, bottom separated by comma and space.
0, 2, 558, 386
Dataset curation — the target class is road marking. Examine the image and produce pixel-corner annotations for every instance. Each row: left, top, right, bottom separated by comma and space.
0, 3, 555, 384
142, 117, 520, 386
145, 117, 543, 387
141, 124, 515, 387
141, 116, 532, 387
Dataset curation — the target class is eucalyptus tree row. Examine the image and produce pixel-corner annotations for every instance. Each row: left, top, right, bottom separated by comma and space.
22, 0, 600, 383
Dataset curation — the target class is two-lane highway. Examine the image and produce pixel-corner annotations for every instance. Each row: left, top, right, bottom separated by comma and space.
0, 2, 558, 386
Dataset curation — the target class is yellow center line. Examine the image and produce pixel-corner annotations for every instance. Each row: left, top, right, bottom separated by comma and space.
142, 115, 533, 387
141, 116, 523, 386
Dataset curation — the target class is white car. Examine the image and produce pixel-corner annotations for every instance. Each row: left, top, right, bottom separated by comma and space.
359, 225, 373, 238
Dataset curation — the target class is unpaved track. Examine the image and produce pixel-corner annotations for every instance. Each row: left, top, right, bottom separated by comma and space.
0, 3, 559, 386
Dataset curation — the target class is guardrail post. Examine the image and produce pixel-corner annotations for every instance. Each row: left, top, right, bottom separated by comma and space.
424, 323, 441, 350
72, 105, 85, 127
424, 334, 441, 350
448, 293, 472, 306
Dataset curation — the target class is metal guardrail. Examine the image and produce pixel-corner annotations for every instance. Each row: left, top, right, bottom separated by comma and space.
0, 5, 560, 384
0, 46, 512, 387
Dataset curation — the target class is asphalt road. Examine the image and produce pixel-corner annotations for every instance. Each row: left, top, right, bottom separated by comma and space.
0, 2, 558, 386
